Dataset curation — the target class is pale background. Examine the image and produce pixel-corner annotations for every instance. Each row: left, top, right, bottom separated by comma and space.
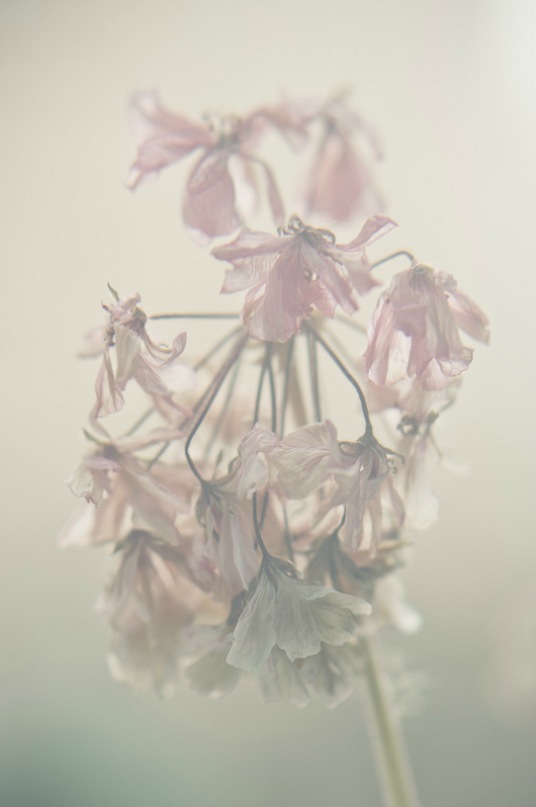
2, 1, 535, 805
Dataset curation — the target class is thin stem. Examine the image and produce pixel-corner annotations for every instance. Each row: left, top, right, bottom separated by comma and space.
252, 349, 268, 426
150, 312, 240, 321
370, 251, 415, 271
279, 337, 295, 438
306, 329, 322, 422
252, 492, 270, 558
184, 331, 249, 483
281, 506, 295, 564
266, 346, 277, 434
252, 343, 276, 429
361, 637, 421, 807
194, 326, 243, 371
202, 351, 243, 462
147, 327, 245, 469
307, 323, 373, 438
123, 406, 154, 437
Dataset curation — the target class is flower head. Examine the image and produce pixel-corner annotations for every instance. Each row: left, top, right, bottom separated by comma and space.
89, 288, 188, 422
364, 264, 489, 389
271, 421, 403, 556
302, 92, 384, 222
213, 214, 395, 341
127, 93, 303, 239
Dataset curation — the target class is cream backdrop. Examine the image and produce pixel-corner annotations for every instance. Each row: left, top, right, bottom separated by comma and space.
2, 1, 535, 806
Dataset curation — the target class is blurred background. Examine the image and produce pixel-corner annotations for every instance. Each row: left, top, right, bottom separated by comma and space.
1, 0, 535, 805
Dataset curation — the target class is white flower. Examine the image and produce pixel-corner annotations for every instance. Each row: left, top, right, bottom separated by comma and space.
226, 555, 370, 672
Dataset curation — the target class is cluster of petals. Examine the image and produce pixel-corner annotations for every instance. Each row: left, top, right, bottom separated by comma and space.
226, 554, 370, 672
90, 290, 188, 422
364, 264, 489, 390
270, 420, 403, 555
212, 214, 395, 342
127, 92, 306, 239
185, 625, 364, 708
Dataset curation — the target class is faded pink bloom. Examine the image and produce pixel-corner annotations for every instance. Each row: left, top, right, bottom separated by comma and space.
364, 265, 489, 390
303, 94, 383, 222
212, 214, 395, 342
197, 426, 277, 596
90, 289, 187, 421
64, 429, 187, 546
127, 92, 303, 239
271, 420, 403, 555
98, 529, 208, 696
395, 382, 460, 529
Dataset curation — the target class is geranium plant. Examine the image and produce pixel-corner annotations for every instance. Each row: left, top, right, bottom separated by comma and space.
62, 90, 489, 807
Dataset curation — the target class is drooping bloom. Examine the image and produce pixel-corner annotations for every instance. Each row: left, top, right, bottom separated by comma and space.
395, 382, 460, 530
364, 264, 489, 390
271, 420, 403, 555
197, 426, 278, 597
63, 428, 187, 547
226, 554, 370, 672
127, 92, 304, 239
98, 530, 210, 696
89, 289, 188, 422
212, 214, 395, 342
302, 93, 384, 223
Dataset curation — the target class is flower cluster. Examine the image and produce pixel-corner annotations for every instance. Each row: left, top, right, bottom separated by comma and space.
62, 90, 488, 706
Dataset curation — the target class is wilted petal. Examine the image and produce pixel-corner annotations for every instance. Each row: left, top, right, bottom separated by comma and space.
183, 151, 241, 239
235, 426, 277, 499
227, 557, 370, 672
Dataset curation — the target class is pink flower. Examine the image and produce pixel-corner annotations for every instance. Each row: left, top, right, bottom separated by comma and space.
198, 427, 277, 597
395, 382, 460, 529
212, 215, 395, 342
303, 94, 384, 222
364, 265, 489, 390
64, 428, 187, 546
127, 93, 302, 239
97, 529, 208, 695
90, 289, 187, 421
271, 421, 403, 556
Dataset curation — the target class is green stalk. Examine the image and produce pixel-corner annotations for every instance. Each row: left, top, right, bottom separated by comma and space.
361, 637, 421, 807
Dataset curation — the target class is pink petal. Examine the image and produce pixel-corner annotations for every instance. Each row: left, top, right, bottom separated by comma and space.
183, 152, 241, 239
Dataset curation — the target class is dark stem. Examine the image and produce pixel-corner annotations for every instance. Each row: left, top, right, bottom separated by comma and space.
123, 406, 154, 437
194, 326, 244, 371
252, 343, 276, 429
147, 327, 246, 468
306, 328, 322, 422
202, 351, 243, 462
266, 346, 277, 434
183, 331, 249, 483
252, 492, 270, 558
370, 251, 415, 271
279, 337, 295, 438
306, 323, 373, 438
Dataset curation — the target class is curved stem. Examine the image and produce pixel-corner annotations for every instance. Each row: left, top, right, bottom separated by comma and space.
184, 331, 249, 483
370, 251, 416, 271
361, 637, 421, 807
306, 328, 322, 422
307, 323, 373, 438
